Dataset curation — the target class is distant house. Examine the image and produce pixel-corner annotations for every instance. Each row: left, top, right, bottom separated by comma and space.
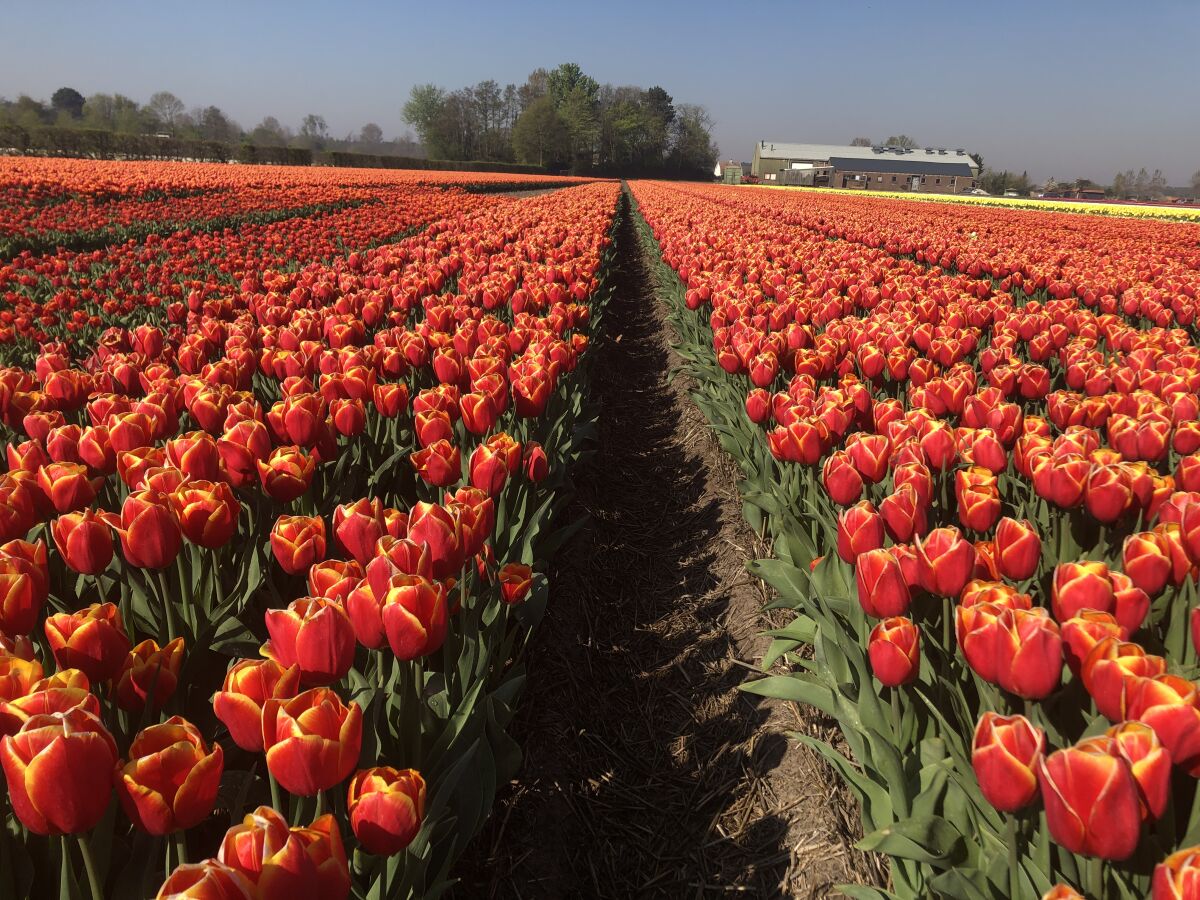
719, 160, 743, 185
751, 141, 980, 194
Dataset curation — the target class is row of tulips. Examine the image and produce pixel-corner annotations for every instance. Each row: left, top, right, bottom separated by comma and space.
0, 157, 591, 245
0, 166, 620, 898
630, 179, 1200, 899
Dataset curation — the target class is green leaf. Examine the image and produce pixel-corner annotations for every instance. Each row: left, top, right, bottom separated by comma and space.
857, 814, 968, 868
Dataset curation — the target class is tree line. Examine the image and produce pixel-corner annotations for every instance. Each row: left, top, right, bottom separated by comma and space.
0, 87, 424, 159
403, 63, 719, 176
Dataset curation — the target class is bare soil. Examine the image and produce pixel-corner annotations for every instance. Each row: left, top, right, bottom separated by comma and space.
453, 195, 876, 898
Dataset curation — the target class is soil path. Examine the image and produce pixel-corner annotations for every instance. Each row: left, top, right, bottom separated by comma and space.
454, 194, 870, 898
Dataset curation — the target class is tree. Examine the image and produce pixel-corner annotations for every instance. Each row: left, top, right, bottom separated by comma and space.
402, 84, 448, 154
884, 134, 918, 149
51, 87, 85, 120
359, 122, 383, 145
547, 63, 599, 108
1134, 167, 1149, 199
1112, 171, 1128, 198
969, 152, 984, 172
195, 106, 239, 143
147, 92, 185, 134
517, 69, 549, 114
850, 136, 872, 146
251, 116, 289, 146
558, 84, 600, 171
1192, 170, 1200, 194
669, 103, 719, 177
298, 114, 329, 149
644, 87, 675, 126
1149, 169, 1168, 198
512, 96, 569, 168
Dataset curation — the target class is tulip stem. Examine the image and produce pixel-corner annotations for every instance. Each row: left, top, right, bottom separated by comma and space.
76, 833, 104, 900
172, 830, 188, 868
269, 771, 283, 814
1088, 855, 1103, 897
1005, 815, 1020, 899
315, 789, 326, 819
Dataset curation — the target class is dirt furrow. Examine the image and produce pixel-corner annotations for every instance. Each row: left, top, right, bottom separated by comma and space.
454, 193, 863, 898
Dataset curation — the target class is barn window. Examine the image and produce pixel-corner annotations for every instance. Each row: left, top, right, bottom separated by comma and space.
936, 177, 941, 184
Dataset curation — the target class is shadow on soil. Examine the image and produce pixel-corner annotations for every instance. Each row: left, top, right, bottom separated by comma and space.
452, 195, 812, 898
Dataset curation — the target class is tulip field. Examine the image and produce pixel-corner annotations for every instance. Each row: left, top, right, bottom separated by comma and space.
0, 157, 617, 898
7, 154, 1200, 900
629, 180, 1200, 898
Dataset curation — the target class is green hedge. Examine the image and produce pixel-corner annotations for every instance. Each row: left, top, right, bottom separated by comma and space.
313, 151, 547, 175
0, 125, 230, 162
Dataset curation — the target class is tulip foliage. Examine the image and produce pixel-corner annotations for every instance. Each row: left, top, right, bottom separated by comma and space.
0, 158, 619, 899
632, 179, 1200, 899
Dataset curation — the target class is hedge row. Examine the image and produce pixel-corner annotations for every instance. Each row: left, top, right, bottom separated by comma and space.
0, 126, 547, 175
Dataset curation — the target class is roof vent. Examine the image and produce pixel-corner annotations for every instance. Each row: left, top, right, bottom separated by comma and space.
955, 148, 965, 154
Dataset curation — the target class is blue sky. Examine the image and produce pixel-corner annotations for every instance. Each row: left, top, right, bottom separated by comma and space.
2, 0, 1197, 183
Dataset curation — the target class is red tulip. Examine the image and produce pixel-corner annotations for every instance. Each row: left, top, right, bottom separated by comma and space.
51, 509, 116, 575
270, 515, 326, 575
119, 489, 183, 569
836, 500, 884, 563
212, 659, 302, 753
916, 527, 975, 597
867, 616, 919, 686
346, 766, 426, 856
44, 602, 130, 682
1038, 740, 1141, 860
1154, 846, 1200, 900
0, 706, 118, 834
116, 716, 224, 834
971, 712, 1045, 812
219, 806, 350, 900
115, 637, 185, 713
262, 688, 362, 797
994, 517, 1041, 581
498, 562, 533, 604
155, 860, 254, 899
411, 439, 461, 487
854, 548, 911, 618
263, 597, 355, 687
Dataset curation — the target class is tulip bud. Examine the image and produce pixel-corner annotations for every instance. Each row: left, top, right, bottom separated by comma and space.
1128, 673, 1200, 776
994, 607, 1063, 700
971, 712, 1045, 812
0, 706, 118, 834
1061, 610, 1123, 676
854, 548, 911, 618
51, 509, 115, 575
1051, 561, 1114, 622
994, 517, 1041, 581
333, 498, 385, 567
411, 439, 461, 487
263, 597, 355, 687
346, 766, 426, 856
822, 451, 863, 506
44, 602, 130, 682
836, 500, 884, 563
213, 659, 302, 753
916, 527, 975, 598
116, 716, 224, 834
1038, 740, 1141, 860
407, 502, 463, 579
172, 480, 240, 549
498, 562, 533, 605
36, 461, 97, 514
119, 489, 183, 569
867, 617, 919, 687
522, 442, 549, 482
1122, 531, 1173, 598
270, 515, 326, 576
257, 446, 316, 503
1042, 886, 1086, 900
382, 574, 449, 660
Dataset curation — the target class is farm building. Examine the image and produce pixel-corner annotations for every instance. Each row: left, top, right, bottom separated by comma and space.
751, 141, 980, 193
